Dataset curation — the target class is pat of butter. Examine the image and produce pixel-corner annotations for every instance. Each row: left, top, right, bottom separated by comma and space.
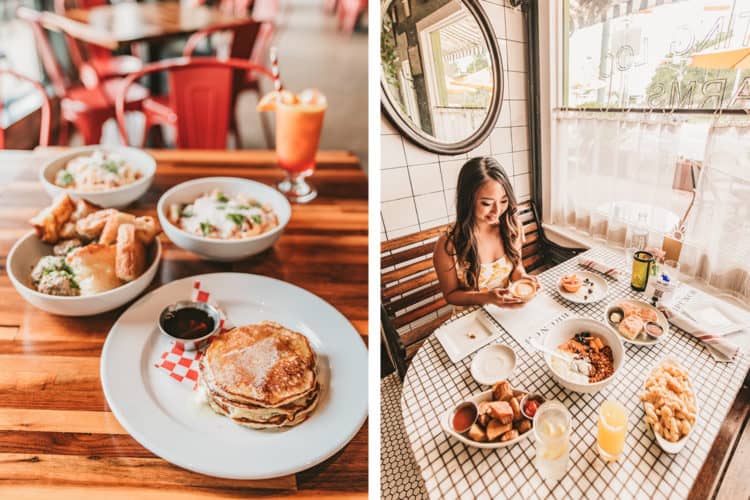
193, 383, 209, 406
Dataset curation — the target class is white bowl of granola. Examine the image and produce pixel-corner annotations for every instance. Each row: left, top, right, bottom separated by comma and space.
40, 146, 155, 208
157, 177, 291, 261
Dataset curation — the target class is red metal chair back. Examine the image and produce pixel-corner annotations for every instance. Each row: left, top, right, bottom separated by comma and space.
183, 19, 274, 86
0, 70, 52, 149
16, 7, 70, 97
115, 57, 273, 149
53, 0, 113, 69
182, 20, 260, 60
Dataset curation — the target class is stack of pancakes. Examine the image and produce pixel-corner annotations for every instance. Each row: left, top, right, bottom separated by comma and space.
198, 321, 320, 429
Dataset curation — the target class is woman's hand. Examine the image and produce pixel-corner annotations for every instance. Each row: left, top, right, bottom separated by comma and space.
485, 287, 524, 308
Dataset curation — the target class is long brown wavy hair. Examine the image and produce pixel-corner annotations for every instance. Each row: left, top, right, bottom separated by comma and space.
445, 157, 521, 290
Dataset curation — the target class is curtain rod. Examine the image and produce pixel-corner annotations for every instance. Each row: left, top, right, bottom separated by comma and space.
555, 107, 750, 115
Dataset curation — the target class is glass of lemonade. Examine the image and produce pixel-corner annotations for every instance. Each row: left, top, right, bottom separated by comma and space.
533, 401, 571, 482
597, 400, 628, 462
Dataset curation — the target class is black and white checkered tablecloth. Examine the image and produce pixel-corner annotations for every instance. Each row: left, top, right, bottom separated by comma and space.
399, 247, 750, 499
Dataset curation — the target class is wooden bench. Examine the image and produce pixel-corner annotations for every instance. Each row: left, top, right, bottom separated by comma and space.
380, 201, 583, 379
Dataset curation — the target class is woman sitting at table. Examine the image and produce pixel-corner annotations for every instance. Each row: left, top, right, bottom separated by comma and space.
434, 157, 540, 310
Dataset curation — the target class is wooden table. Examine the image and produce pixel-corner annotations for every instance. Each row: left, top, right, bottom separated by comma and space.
0, 148, 368, 498
42, 1, 249, 51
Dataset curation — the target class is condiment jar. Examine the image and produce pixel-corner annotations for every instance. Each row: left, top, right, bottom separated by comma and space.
631, 251, 654, 292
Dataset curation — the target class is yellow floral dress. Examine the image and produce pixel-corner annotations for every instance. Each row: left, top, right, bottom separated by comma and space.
453, 255, 513, 314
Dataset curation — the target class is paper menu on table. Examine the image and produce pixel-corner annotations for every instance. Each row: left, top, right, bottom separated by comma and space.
484, 294, 570, 354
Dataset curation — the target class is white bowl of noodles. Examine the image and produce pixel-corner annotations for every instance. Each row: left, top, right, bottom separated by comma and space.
40, 146, 155, 208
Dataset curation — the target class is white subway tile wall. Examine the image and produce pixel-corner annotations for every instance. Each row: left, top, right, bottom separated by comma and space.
380, 3, 531, 241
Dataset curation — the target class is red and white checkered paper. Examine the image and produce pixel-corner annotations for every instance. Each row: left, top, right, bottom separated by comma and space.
154, 280, 234, 389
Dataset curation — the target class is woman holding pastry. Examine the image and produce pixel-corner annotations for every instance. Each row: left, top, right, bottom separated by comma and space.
434, 157, 541, 311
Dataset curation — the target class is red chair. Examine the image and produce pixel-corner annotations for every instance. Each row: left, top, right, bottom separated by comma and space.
18, 6, 149, 145
140, 20, 275, 148
115, 57, 273, 149
337, 0, 367, 35
53, 0, 143, 88
0, 69, 52, 149
323, 0, 338, 14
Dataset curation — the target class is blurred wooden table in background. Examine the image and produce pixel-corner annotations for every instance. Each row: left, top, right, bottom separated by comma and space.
41, 1, 249, 50
0, 148, 368, 498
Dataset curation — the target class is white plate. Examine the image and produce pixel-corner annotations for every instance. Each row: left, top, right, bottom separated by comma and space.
100, 273, 367, 479
470, 344, 517, 386
434, 309, 499, 363
605, 299, 669, 346
642, 356, 698, 454
556, 271, 608, 304
441, 389, 534, 449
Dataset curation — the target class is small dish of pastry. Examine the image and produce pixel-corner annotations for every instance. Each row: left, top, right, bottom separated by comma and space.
557, 271, 608, 304
605, 299, 669, 346
7, 193, 162, 316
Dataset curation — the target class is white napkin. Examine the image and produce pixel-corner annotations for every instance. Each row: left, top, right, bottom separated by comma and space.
578, 256, 621, 280
658, 306, 741, 362
659, 285, 748, 363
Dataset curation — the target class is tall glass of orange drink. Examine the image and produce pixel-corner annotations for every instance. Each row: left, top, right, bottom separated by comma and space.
597, 400, 628, 461
258, 89, 326, 203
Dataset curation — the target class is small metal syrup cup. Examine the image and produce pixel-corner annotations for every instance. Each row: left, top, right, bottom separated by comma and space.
520, 393, 546, 420
158, 300, 221, 351
451, 401, 479, 434
643, 321, 664, 339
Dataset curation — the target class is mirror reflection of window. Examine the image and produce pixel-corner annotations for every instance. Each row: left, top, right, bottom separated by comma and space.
382, 0, 495, 143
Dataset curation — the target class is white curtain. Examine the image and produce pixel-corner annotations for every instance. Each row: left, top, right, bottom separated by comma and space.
551, 110, 691, 250
551, 110, 750, 302
680, 118, 750, 301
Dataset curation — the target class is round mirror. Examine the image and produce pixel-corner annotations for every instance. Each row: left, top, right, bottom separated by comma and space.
381, 0, 504, 154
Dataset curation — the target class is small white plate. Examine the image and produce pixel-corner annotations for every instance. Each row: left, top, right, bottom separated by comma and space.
441, 389, 534, 449
556, 271, 608, 304
605, 299, 669, 346
470, 344, 516, 386
434, 309, 499, 363
100, 273, 367, 479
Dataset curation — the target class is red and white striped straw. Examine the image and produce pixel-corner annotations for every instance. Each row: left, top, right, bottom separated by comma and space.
270, 46, 283, 93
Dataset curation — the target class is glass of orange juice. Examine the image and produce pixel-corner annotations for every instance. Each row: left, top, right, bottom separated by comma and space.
597, 400, 628, 461
258, 89, 326, 203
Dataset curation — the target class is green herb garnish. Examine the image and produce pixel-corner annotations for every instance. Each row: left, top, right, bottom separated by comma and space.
200, 222, 213, 236
59, 171, 74, 186
250, 214, 262, 225
102, 160, 119, 174
216, 192, 229, 203
226, 213, 245, 226
180, 207, 194, 218
236, 205, 250, 210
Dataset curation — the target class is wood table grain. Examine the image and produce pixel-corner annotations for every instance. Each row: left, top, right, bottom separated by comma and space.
0, 148, 368, 498
41, 1, 249, 50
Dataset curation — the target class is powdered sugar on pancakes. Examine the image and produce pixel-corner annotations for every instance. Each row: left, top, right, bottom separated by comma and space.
219, 337, 280, 389
201, 321, 318, 408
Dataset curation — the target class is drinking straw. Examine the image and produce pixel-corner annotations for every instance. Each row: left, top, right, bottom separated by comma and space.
270, 46, 283, 93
